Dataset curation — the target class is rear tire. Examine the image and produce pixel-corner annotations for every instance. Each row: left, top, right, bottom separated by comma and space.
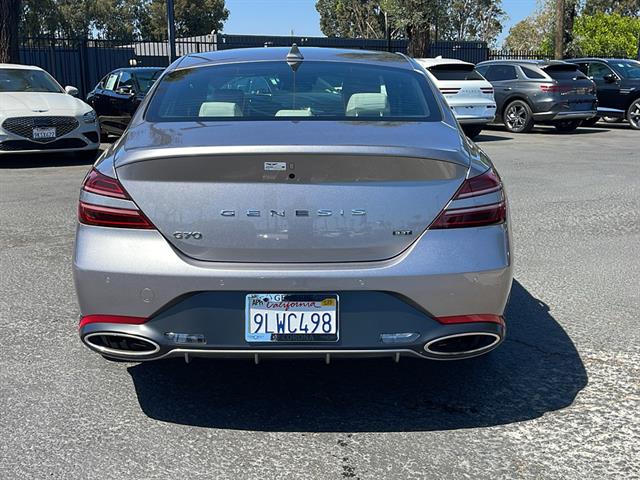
553, 120, 580, 133
100, 130, 110, 143
503, 100, 534, 133
581, 116, 600, 127
462, 125, 483, 139
626, 99, 640, 130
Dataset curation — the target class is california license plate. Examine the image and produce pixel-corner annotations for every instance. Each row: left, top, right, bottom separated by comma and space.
245, 293, 338, 342
32, 127, 56, 140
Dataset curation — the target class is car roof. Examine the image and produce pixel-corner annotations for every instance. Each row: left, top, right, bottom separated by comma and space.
477, 59, 569, 67
0, 63, 45, 71
173, 47, 413, 71
566, 58, 636, 62
414, 57, 474, 68
111, 67, 164, 73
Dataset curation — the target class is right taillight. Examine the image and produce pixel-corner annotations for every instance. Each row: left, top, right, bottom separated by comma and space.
78, 169, 155, 229
431, 168, 506, 229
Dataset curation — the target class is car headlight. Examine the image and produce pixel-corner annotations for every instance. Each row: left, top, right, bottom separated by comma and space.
83, 110, 97, 124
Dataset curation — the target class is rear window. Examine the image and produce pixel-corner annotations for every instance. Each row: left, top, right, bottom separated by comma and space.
543, 66, 587, 80
428, 65, 484, 81
145, 61, 441, 122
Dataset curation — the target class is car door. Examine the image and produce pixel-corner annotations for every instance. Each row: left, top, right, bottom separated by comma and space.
480, 64, 518, 113
91, 73, 118, 129
588, 62, 623, 112
110, 71, 139, 134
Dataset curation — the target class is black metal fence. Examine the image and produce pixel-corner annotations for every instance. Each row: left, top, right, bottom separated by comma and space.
18, 34, 410, 97
17, 34, 639, 98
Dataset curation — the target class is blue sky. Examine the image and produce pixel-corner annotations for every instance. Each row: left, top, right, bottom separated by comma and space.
224, 0, 537, 46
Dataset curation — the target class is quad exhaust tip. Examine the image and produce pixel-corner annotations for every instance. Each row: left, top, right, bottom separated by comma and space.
424, 332, 501, 358
84, 332, 160, 357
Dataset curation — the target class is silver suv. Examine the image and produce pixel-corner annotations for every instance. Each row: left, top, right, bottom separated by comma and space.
476, 60, 597, 133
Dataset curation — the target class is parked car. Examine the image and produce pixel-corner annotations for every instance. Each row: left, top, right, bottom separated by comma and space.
476, 60, 597, 133
0, 64, 99, 155
415, 57, 496, 139
566, 58, 640, 130
74, 46, 512, 363
86, 67, 164, 139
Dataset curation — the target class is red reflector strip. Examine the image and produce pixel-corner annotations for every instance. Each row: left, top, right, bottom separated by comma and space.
79, 314, 149, 329
78, 201, 155, 229
431, 202, 506, 229
436, 314, 504, 325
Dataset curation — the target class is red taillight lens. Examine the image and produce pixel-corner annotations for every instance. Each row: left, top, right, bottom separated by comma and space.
78, 201, 155, 229
480, 87, 494, 94
79, 169, 155, 229
431, 168, 506, 229
82, 169, 130, 199
540, 84, 572, 93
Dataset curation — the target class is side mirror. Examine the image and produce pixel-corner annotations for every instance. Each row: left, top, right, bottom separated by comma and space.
65, 86, 79, 96
603, 73, 617, 83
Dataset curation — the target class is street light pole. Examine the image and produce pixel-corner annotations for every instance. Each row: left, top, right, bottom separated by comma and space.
167, 0, 177, 62
384, 11, 391, 53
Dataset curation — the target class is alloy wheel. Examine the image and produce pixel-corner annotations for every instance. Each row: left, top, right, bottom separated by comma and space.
628, 100, 640, 130
505, 104, 528, 132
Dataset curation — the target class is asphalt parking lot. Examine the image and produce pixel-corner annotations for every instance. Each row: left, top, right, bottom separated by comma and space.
1, 123, 638, 479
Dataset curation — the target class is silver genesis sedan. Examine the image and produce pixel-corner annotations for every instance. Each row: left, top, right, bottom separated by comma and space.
74, 46, 513, 363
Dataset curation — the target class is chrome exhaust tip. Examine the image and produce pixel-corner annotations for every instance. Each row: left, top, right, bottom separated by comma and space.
84, 332, 160, 357
424, 332, 501, 358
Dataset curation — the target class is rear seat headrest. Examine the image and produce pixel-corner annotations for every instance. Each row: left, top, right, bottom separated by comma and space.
346, 93, 390, 117
275, 108, 313, 117
198, 102, 242, 117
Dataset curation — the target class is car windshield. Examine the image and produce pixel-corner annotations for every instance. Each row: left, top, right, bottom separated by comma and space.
135, 70, 163, 93
145, 61, 440, 122
0, 68, 62, 93
427, 65, 485, 81
611, 60, 640, 79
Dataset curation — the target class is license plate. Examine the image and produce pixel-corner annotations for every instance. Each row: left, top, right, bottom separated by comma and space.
32, 127, 56, 140
245, 293, 338, 342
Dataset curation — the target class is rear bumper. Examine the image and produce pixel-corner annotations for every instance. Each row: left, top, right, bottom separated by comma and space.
74, 222, 513, 360
533, 109, 597, 121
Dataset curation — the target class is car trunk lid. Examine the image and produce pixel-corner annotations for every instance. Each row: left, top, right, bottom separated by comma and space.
115, 121, 469, 263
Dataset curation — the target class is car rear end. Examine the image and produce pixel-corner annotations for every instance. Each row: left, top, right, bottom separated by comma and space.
418, 60, 496, 126
73, 49, 512, 363
530, 63, 597, 123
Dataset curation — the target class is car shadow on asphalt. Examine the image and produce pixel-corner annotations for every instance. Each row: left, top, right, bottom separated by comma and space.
127, 280, 587, 432
0, 151, 100, 169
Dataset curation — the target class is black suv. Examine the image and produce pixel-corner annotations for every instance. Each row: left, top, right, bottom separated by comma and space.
566, 58, 640, 130
476, 60, 597, 133
86, 67, 164, 139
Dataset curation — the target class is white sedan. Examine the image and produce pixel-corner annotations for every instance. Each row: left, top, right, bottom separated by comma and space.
0, 64, 100, 155
416, 57, 496, 139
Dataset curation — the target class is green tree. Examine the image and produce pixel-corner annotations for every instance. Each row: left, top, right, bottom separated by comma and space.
147, 0, 229, 38
317, 0, 507, 54
1, 0, 21, 62
316, 0, 386, 38
447, 0, 506, 45
573, 12, 640, 57
582, 0, 640, 16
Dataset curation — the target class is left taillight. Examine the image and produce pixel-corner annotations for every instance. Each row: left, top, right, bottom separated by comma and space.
78, 169, 155, 229
431, 168, 506, 229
